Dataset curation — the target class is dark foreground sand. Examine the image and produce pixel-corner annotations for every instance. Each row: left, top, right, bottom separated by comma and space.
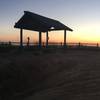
1, 48, 100, 100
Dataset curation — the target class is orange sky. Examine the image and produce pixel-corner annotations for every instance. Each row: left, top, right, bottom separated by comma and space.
1, 0, 100, 44
0, 28, 100, 44
0, 29, 77, 43
1, 19, 100, 44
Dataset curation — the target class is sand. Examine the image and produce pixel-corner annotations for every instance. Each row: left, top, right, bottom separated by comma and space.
0, 48, 100, 100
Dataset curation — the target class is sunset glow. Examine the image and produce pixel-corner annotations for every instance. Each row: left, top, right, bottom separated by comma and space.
0, 0, 100, 44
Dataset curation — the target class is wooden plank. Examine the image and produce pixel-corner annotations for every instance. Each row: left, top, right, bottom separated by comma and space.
20, 29, 23, 48
39, 31, 42, 48
64, 30, 66, 46
46, 31, 48, 47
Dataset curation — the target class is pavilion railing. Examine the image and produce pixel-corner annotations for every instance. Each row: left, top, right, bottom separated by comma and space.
0, 42, 99, 48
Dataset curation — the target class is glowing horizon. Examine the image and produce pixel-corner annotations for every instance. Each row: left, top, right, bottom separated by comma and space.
0, 29, 100, 44
1, 0, 100, 44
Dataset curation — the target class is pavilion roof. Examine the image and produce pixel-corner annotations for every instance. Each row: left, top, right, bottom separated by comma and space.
14, 11, 73, 32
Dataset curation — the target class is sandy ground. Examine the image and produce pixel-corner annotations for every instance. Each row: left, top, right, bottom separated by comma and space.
0, 48, 100, 100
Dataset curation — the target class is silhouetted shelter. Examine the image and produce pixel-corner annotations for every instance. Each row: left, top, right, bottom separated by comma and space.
14, 11, 73, 48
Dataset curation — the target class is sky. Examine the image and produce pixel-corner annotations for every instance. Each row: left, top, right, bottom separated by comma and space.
0, 0, 100, 44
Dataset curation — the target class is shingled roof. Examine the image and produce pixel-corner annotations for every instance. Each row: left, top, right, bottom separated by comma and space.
14, 11, 73, 32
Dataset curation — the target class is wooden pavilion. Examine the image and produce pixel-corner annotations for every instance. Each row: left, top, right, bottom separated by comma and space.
14, 11, 73, 48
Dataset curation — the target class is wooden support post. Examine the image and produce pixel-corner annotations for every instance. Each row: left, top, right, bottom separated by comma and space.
64, 30, 67, 46
39, 31, 42, 48
46, 31, 48, 48
20, 28, 23, 48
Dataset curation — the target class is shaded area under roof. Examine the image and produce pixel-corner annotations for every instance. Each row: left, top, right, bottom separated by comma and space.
14, 11, 73, 32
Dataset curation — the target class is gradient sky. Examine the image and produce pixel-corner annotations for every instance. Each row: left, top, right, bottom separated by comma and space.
1, 0, 100, 43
